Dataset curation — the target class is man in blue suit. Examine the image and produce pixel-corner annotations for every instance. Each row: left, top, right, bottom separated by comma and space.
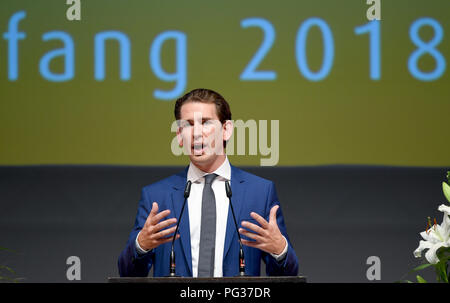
118, 88, 299, 277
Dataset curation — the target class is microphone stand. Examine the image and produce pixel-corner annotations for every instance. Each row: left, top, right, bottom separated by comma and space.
225, 181, 246, 276
168, 180, 191, 277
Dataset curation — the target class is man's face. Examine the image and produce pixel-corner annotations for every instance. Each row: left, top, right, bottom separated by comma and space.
177, 102, 230, 168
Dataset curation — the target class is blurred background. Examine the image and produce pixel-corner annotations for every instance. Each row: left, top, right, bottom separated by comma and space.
0, 0, 449, 282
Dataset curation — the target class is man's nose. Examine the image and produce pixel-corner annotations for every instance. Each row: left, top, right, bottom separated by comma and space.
193, 121, 203, 138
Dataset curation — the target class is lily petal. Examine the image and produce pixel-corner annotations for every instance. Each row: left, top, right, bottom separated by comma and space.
420, 231, 431, 242
438, 204, 450, 216
439, 217, 450, 241
414, 240, 433, 258
438, 205, 450, 236
420, 231, 440, 244
424, 242, 449, 264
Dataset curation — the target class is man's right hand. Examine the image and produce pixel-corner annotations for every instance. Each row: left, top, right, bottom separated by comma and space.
137, 202, 180, 251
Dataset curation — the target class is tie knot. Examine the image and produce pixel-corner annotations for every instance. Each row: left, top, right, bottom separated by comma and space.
204, 173, 218, 185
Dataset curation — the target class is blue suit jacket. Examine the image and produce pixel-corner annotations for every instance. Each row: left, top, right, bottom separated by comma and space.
118, 165, 299, 277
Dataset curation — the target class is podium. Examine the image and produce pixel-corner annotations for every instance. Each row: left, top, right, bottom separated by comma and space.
108, 276, 306, 283
107, 276, 306, 301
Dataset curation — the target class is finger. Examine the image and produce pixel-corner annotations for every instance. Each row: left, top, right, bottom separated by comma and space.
151, 202, 159, 216
150, 209, 171, 225
241, 221, 266, 236
250, 212, 269, 229
153, 217, 177, 233
158, 234, 180, 244
153, 226, 177, 239
269, 205, 279, 223
241, 239, 259, 248
145, 202, 159, 225
239, 228, 264, 242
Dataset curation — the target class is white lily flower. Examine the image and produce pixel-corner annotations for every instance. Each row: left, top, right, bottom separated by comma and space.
413, 205, 450, 264
438, 204, 450, 216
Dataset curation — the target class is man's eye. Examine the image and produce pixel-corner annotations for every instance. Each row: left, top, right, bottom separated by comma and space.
180, 122, 192, 128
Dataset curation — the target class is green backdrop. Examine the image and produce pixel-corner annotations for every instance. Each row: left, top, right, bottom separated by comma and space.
1, 0, 449, 166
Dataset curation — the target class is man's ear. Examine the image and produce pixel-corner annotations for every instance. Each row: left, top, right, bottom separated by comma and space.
176, 127, 183, 146
223, 120, 233, 142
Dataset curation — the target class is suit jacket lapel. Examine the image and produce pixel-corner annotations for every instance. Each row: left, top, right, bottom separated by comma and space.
223, 165, 246, 262
170, 167, 192, 276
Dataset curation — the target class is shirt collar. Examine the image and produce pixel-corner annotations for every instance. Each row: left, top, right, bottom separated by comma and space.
187, 156, 231, 183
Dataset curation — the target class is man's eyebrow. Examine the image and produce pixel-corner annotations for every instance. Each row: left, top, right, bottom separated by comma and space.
184, 117, 215, 122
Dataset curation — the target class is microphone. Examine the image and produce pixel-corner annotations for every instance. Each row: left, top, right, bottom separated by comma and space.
168, 180, 192, 277
225, 181, 246, 276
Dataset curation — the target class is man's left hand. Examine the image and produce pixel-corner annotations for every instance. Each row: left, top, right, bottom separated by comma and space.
239, 205, 286, 255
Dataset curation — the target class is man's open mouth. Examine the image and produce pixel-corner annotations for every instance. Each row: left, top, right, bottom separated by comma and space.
192, 143, 204, 155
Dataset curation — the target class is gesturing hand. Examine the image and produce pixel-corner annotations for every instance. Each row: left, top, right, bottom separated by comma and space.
239, 205, 286, 255
137, 202, 180, 251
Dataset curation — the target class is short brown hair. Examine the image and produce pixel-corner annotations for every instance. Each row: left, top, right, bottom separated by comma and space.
174, 88, 232, 123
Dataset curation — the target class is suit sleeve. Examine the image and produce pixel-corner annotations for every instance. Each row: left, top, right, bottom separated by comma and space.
264, 182, 299, 276
118, 187, 155, 277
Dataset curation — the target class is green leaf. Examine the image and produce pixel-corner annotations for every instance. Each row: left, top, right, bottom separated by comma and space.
435, 262, 449, 283
447, 171, 450, 183
443, 181, 450, 203
436, 248, 450, 265
416, 275, 427, 283
0, 265, 16, 275
0, 276, 16, 282
413, 263, 434, 272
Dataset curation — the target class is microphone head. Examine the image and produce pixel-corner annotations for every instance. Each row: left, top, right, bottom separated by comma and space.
184, 180, 192, 198
225, 181, 232, 198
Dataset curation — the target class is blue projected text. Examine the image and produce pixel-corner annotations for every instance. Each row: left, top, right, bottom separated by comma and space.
2, 11, 448, 100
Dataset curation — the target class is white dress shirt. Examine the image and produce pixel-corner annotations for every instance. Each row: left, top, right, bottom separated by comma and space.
187, 156, 231, 277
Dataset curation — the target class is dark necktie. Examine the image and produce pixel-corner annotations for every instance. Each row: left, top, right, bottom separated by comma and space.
198, 173, 218, 277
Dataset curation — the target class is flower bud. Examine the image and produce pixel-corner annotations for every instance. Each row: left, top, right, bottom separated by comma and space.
443, 181, 450, 203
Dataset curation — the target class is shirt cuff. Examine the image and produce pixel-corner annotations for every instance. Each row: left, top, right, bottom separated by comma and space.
135, 231, 150, 255
270, 236, 288, 262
